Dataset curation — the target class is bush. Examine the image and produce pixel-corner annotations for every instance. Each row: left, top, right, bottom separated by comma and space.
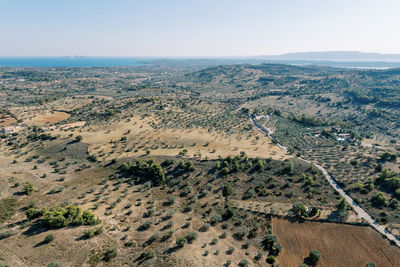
140, 250, 154, 261
292, 202, 307, 217
139, 220, 153, 231
308, 249, 322, 265
186, 232, 198, 243
227, 246, 235, 254
210, 214, 222, 225
199, 223, 210, 232
262, 234, 282, 256
365, 263, 376, 267
222, 207, 234, 220
266, 255, 276, 264
221, 167, 229, 175
44, 234, 54, 243
371, 193, 388, 207
103, 248, 117, 261
23, 182, 35, 195
26, 207, 45, 220
222, 185, 232, 197
41, 205, 101, 228
84, 229, 95, 239
239, 259, 249, 267
0, 230, 16, 240
176, 237, 187, 248
234, 226, 249, 240
47, 262, 62, 267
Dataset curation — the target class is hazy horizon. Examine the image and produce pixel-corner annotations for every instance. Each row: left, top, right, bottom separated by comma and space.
1, 0, 400, 57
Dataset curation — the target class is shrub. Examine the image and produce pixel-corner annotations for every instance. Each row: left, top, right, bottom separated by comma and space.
239, 259, 249, 267
199, 223, 210, 232
47, 262, 62, 267
23, 182, 35, 195
371, 193, 388, 207
221, 167, 229, 175
139, 220, 153, 231
44, 234, 54, 243
176, 237, 187, 248
220, 231, 227, 239
103, 248, 117, 261
227, 246, 235, 254
222, 207, 234, 220
94, 226, 103, 235
308, 249, 322, 265
254, 252, 262, 261
262, 234, 282, 256
234, 226, 249, 240
140, 250, 154, 261
147, 232, 160, 244
222, 184, 232, 197
365, 263, 376, 267
0, 230, 16, 240
266, 255, 276, 264
26, 207, 45, 220
84, 229, 95, 239
40, 205, 100, 228
292, 202, 307, 217
210, 214, 222, 225
186, 232, 198, 243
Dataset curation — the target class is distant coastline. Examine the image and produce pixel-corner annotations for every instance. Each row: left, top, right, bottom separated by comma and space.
0, 57, 145, 67
1, 56, 400, 69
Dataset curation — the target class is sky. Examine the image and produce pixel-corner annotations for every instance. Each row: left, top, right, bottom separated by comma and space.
1, 0, 400, 57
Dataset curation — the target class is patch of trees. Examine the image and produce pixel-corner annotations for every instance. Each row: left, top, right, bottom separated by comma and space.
292, 202, 319, 218
379, 152, 397, 163
262, 234, 282, 257
376, 169, 400, 198
216, 154, 268, 175
26, 205, 101, 228
122, 159, 165, 186
290, 114, 331, 127
178, 160, 194, 171
335, 198, 350, 222
27, 133, 56, 142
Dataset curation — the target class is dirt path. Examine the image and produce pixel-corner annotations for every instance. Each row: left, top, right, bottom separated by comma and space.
1, 249, 28, 267
250, 113, 400, 247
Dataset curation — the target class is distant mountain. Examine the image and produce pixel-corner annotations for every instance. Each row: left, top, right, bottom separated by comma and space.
258, 51, 400, 62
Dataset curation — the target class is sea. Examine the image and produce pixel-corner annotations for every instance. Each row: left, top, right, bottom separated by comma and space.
0, 57, 144, 67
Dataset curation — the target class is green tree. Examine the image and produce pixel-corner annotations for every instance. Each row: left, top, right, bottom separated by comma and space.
308, 249, 322, 265
371, 193, 388, 207
176, 237, 187, 248
292, 202, 307, 217
222, 184, 232, 197
44, 234, 54, 243
266, 255, 276, 264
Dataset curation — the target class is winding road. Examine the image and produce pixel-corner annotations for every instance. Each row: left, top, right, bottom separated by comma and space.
250, 114, 400, 247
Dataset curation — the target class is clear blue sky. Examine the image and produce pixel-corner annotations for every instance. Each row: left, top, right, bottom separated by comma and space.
1, 0, 399, 57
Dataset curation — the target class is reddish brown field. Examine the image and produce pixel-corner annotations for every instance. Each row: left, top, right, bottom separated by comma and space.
273, 218, 400, 267
26, 111, 70, 125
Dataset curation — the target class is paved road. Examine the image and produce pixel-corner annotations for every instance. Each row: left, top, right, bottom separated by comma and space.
250, 114, 400, 247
